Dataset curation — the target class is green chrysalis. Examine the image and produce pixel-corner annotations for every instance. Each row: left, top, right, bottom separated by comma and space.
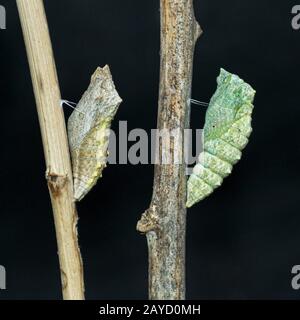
187, 69, 256, 208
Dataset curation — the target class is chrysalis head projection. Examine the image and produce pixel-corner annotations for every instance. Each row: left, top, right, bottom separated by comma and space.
67, 66, 122, 201
187, 69, 256, 208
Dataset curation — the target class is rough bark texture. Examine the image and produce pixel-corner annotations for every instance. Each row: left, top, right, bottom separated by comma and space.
137, 0, 201, 300
17, 0, 85, 299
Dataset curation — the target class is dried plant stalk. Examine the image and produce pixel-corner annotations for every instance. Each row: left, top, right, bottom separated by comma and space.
17, 0, 84, 299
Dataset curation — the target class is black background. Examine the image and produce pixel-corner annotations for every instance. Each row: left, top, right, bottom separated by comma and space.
0, 0, 299, 299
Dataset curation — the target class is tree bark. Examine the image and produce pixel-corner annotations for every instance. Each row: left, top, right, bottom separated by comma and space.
137, 0, 201, 300
17, 0, 85, 299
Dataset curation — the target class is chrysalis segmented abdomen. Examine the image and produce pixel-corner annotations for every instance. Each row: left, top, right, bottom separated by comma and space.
186, 69, 255, 208
187, 114, 251, 207
72, 125, 109, 201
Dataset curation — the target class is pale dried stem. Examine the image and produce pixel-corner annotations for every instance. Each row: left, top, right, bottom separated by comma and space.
16, 0, 84, 300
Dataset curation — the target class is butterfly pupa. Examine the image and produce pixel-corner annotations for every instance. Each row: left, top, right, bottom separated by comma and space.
67, 65, 122, 201
187, 68, 256, 208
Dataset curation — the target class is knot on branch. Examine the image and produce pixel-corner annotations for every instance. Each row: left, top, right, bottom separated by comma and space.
137, 205, 160, 234
46, 169, 68, 197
